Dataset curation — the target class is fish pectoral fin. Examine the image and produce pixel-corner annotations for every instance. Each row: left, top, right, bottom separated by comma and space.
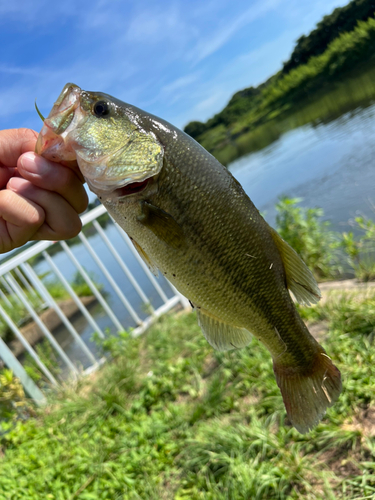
130, 239, 159, 276
138, 201, 185, 249
269, 227, 321, 306
197, 309, 252, 351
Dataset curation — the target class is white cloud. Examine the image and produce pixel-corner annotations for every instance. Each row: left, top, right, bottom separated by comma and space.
197, 91, 227, 114
0, 64, 47, 77
0, 0, 355, 137
161, 73, 200, 94
169, 26, 311, 128
187, 0, 283, 63
125, 4, 187, 44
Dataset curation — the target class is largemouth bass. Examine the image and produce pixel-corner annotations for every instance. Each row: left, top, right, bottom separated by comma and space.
36, 83, 341, 433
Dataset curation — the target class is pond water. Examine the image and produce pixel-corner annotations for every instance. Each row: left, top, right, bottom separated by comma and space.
230, 102, 375, 232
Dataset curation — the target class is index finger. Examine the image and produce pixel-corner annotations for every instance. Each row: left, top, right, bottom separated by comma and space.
17, 152, 88, 214
0, 129, 38, 167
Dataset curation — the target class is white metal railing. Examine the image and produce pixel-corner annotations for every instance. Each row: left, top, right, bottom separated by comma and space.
0, 204, 190, 404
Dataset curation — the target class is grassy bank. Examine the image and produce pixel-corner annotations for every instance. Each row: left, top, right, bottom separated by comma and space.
0, 287, 375, 499
207, 61, 375, 166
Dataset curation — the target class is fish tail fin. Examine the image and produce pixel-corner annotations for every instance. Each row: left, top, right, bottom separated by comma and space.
273, 349, 341, 433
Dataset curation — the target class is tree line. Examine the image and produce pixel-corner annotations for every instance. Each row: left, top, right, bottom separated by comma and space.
184, 0, 375, 141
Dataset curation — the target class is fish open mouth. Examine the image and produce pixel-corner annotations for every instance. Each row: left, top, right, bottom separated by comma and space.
114, 178, 150, 197
95, 178, 151, 201
36, 83, 163, 201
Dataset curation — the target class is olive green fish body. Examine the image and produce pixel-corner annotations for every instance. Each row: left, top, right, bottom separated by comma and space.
104, 123, 314, 363
36, 84, 342, 433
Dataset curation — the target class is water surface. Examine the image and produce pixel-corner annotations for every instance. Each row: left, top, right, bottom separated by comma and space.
230, 72, 375, 232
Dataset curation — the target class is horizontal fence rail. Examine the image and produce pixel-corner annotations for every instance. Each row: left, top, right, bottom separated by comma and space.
0, 204, 190, 403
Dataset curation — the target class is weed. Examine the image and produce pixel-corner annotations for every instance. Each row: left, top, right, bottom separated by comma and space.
23, 339, 62, 384
342, 216, 375, 281
275, 197, 341, 279
0, 369, 30, 420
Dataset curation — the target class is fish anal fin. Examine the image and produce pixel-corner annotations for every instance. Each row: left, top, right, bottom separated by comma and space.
197, 309, 252, 351
273, 350, 341, 433
138, 201, 185, 249
269, 227, 321, 306
131, 239, 159, 276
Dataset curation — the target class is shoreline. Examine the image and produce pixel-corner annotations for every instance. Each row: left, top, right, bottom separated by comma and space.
9, 296, 97, 357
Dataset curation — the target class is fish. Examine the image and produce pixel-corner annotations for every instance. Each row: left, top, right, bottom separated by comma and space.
36, 83, 341, 433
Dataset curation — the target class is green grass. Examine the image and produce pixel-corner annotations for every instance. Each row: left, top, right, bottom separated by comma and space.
1, 289, 375, 499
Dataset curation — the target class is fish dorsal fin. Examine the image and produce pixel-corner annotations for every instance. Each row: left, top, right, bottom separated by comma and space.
131, 239, 159, 276
138, 201, 185, 249
269, 227, 321, 306
196, 309, 252, 351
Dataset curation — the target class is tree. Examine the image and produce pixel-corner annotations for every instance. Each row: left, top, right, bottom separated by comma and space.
283, 0, 375, 73
184, 121, 207, 139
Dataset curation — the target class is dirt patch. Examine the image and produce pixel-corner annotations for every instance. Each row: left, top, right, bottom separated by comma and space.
319, 279, 375, 292
342, 406, 375, 438
318, 279, 375, 304
316, 406, 375, 482
319, 445, 362, 479
237, 394, 261, 413
201, 353, 219, 378
307, 320, 329, 343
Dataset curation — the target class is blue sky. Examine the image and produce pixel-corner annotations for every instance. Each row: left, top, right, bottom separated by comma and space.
1, 0, 348, 133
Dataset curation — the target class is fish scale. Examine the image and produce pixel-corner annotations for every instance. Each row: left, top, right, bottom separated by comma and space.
36, 83, 342, 433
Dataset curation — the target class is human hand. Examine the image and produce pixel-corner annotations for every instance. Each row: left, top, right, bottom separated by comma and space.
0, 128, 88, 253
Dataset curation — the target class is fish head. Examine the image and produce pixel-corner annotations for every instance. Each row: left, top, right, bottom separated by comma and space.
36, 83, 164, 199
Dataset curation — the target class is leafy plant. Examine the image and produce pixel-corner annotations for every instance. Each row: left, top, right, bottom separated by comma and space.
0, 270, 103, 343
44, 270, 103, 299
23, 339, 62, 384
0, 369, 30, 420
342, 215, 375, 281
283, 0, 375, 73
275, 197, 341, 279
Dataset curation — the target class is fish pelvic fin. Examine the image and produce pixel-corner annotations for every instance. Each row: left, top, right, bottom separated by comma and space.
269, 227, 321, 306
273, 350, 341, 434
197, 309, 252, 351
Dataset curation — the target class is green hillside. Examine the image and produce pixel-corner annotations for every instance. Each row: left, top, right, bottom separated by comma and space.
184, 0, 375, 165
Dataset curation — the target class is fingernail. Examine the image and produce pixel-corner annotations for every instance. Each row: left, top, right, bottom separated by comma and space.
20, 152, 50, 175
7, 177, 29, 191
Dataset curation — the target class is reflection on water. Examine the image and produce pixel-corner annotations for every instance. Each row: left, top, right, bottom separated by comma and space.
230, 64, 375, 232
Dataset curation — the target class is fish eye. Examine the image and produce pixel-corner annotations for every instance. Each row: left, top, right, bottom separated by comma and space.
93, 101, 110, 117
